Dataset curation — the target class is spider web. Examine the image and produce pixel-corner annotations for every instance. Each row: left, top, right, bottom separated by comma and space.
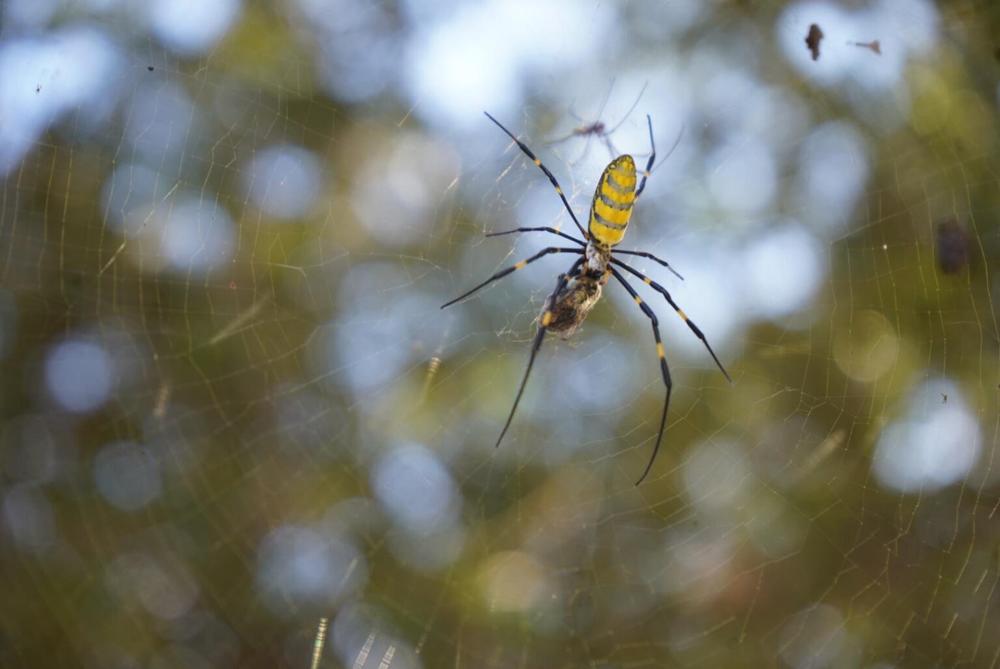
2, 1, 1000, 668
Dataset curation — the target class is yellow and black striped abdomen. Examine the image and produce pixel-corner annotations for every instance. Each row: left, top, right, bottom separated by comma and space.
588, 155, 636, 246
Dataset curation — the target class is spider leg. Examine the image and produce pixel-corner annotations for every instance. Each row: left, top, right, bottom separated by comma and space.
601, 136, 620, 161
612, 259, 732, 383
650, 124, 685, 174
603, 80, 648, 136
574, 77, 615, 162
634, 115, 656, 199
545, 128, 588, 145
441, 247, 582, 309
496, 257, 585, 448
485, 227, 585, 246
484, 112, 588, 240
612, 249, 684, 281
609, 267, 672, 485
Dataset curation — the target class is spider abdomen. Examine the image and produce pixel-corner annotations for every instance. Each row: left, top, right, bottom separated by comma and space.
588, 155, 637, 247
542, 274, 607, 339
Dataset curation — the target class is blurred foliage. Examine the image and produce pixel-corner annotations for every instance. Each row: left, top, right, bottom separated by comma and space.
2, 1, 1000, 668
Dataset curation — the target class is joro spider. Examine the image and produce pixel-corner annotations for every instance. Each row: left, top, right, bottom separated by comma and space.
442, 112, 732, 484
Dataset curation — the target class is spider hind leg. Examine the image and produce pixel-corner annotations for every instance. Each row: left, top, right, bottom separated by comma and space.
495, 258, 586, 448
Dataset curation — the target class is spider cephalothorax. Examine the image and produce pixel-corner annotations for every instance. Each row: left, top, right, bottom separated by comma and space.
442, 112, 731, 484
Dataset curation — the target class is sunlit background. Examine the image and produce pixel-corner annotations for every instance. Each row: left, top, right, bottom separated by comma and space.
2, 0, 1000, 667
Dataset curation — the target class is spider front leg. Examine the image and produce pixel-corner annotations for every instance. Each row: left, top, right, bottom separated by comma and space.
613, 249, 684, 280
441, 246, 582, 309
634, 114, 656, 199
484, 111, 588, 239
495, 257, 585, 448
609, 267, 672, 485
485, 227, 585, 246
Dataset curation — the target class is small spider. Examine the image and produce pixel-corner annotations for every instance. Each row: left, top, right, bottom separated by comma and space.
547, 82, 647, 160
443, 112, 732, 484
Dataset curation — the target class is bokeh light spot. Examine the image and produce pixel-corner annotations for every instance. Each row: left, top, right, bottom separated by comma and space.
873, 380, 981, 493
742, 223, 825, 321
148, 0, 242, 56
832, 310, 899, 383
105, 552, 199, 621
243, 144, 323, 220
256, 525, 367, 614
794, 121, 870, 232
93, 441, 163, 512
3, 485, 57, 554
477, 550, 551, 614
45, 338, 113, 413
682, 440, 751, 512
372, 444, 459, 534
159, 197, 236, 274
705, 135, 777, 214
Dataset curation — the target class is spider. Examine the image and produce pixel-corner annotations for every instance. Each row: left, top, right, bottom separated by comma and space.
442, 112, 732, 484
546, 81, 648, 161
